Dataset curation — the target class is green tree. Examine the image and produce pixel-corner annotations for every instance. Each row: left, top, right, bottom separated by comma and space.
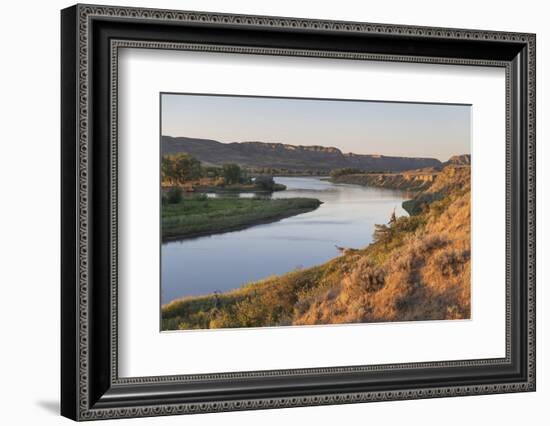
222, 163, 241, 184
175, 153, 202, 182
161, 153, 202, 184
161, 156, 177, 185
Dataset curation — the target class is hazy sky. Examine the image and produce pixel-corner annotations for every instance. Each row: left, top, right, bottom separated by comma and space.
161, 93, 471, 161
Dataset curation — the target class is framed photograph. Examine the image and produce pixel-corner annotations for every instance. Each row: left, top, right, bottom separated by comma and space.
61, 4, 536, 421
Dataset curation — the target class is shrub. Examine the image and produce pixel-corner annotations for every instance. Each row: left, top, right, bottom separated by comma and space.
343, 258, 385, 295
165, 187, 183, 204
373, 223, 391, 243
192, 193, 208, 202
330, 167, 360, 178
433, 249, 470, 276
254, 175, 276, 191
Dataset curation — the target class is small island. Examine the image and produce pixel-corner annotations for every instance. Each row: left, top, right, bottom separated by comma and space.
161, 153, 322, 240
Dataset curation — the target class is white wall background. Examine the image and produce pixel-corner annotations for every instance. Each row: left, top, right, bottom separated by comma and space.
0, 0, 546, 424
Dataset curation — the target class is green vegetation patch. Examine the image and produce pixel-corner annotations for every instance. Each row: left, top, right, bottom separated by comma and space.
162, 197, 322, 241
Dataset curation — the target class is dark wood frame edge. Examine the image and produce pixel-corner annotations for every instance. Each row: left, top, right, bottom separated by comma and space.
61, 4, 535, 421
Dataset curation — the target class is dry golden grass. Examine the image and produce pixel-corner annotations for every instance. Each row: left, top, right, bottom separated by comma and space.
293, 183, 471, 325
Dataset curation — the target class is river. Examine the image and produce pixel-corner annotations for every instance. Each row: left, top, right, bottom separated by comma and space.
161, 177, 409, 305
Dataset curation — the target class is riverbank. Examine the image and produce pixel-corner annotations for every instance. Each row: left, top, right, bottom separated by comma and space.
162, 197, 322, 241
329, 166, 470, 216
329, 170, 439, 192
191, 182, 286, 193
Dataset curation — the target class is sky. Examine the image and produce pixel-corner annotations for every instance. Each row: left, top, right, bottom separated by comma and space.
161, 93, 471, 162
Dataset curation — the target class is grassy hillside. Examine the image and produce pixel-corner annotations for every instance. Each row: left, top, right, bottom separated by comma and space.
162, 197, 322, 241
162, 165, 471, 330
402, 165, 470, 215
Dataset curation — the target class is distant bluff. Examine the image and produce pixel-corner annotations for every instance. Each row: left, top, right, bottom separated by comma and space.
161, 136, 443, 173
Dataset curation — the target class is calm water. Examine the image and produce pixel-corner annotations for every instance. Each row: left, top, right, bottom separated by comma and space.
161, 177, 409, 304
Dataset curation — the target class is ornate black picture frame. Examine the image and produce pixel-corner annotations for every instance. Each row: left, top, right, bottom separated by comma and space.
61, 4, 536, 421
